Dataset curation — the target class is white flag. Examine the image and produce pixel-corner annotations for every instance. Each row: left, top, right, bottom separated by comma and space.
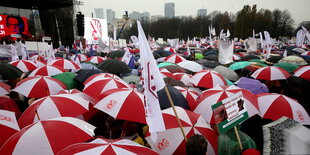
121, 48, 132, 65
137, 21, 166, 135
218, 40, 234, 64
47, 44, 56, 64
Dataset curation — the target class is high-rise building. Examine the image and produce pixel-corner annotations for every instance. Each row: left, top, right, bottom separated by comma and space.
197, 9, 207, 17
129, 11, 150, 21
106, 9, 115, 27
164, 2, 175, 18
94, 8, 104, 19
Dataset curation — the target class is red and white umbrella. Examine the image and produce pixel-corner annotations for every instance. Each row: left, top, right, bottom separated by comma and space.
57, 89, 95, 104
164, 54, 186, 63
0, 117, 95, 155
29, 65, 66, 77
177, 60, 204, 73
30, 55, 45, 62
9, 60, 37, 72
57, 138, 158, 155
0, 82, 10, 96
233, 54, 241, 61
83, 73, 122, 85
49, 59, 80, 70
173, 73, 193, 86
174, 86, 199, 111
257, 93, 310, 124
251, 66, 291, 81
86, 56, 106, 64
83, 78, 130, 100
12, 76, 67, 98
160, 68, 176, 79
301, 51, 310, 56
164, 47, 176, 53
32, 60, 47, 67
145, 106, 218, 155
294, 65, 310, 81
18, 93, 90, 129
189, 69, 227, 88
70, 54, 88, 62
94, 88, 146, 124
193, 85, 259, 124
0, 110, 20, 148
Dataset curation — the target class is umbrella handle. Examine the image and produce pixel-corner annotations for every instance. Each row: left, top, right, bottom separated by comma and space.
234, 126, 243, 151
164, 85, 188, 142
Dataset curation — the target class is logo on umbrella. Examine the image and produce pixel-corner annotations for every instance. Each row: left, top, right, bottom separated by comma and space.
0, 115, 14, 123
157, 138, 169, 151
297, 110, 304, 121
105, 100, 117, 110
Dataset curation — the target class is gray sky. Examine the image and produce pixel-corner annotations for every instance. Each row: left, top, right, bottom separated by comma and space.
80, 0, 310, 27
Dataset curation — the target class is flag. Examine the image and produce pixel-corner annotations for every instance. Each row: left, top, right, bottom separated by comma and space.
47, 43, 56, 63
218, 40, 234, 64
137, 21, 166, 135
121, 48, 132, 65
97, 34, 110, 53
128, 55, 135, 69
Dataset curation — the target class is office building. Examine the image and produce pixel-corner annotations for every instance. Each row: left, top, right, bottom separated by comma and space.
164, 2, 175, 18
94, 8, 104, 19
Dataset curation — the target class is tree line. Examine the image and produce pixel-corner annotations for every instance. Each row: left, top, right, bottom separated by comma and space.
122, 5, 310, 40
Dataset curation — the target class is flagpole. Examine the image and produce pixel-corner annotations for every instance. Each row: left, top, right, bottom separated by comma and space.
164, 85, 188, 142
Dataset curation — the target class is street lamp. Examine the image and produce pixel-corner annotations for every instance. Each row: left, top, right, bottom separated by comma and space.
116, 11, 129, 40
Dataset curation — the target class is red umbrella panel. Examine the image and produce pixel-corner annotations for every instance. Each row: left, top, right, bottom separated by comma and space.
83, 73, 122, 86
189, 69, 227, 88
293, 65, 310, 81
12, 76, 66, 98
49, 59, 80, 70
86, 56, 106, 64
193, 85, 259, 125
251, 66, 291, 81
164, 54, 187, 64
57, 138, 158, 155
83, 78, 130, 100
18, 93, 90, 129
173, 73, 193, 87
145, 106, 218, 155
0, 110, 20, 148
9, 60, 37, 72
94, 88, 146, 124
70, 54, 88, 62
0, 117, 95, 155
257, 93, 310, 125
174, 86, 199, 111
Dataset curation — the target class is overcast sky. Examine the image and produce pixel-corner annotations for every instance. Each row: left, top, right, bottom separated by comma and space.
80, 0, 309, 26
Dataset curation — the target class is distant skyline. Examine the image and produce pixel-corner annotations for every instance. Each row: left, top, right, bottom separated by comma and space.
80, 0, 310, 27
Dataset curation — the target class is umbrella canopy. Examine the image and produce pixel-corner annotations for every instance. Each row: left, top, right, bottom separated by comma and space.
189, 69, 227, 88
94, 88, 146, 124
33, 60, 47, 67
107, 50, 125, 59
251, 66, 291, 81
30, 55, 45, 62
86, 56, 106, 64
160, 64, 187, 73
81, 62, 97, 69
279, 55, 308, 66
70, 54, 88, 62
164, 77, 186, 87
158, 62, 177, 68
12, 76, 67, 98
74, 69, 104, 83
49, 59, 80, 70
9, 60, 37, 72
18, 93, 90, 129
174, 86, 200, 111
293, 65, 310, 81
51, 72, 79, 89
193, 85, 259, 124
0, 117, 95, 155
28, 65, 66, 77
173, 73, 193, 86
283, 124, 310, 154
195, 53, 204, 60
273, 62, 300, 73
0, 82, 10, 96
177, 60, 204, 73
0, 110, 20, 148
0, 63, 23, 80
158, 85, 190, 110
243, 63, 268, 72
262, 117, 299, 155
145, 106, 218, 155
229, 61, 251, 70
213, 65, 239, 82
241, 54, 261, 61
154, 49, 172, 57
257, 93, 310, 124
122, 74, 140, 85
301, 51, 310, 56
235, 77, 269, 94
97, 59, 132, 74
266, 56, 283, 64
83, 73, 122, 85
164, 54, 186, 63
83, 77, 130, 100
57, 138, 158, 155
57, 89, 95, 104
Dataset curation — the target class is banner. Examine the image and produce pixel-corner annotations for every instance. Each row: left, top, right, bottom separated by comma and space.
212, 92, 249, 134
0, 15, 30, 38
218, 40, 234, 64
84, 17, 109, 45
